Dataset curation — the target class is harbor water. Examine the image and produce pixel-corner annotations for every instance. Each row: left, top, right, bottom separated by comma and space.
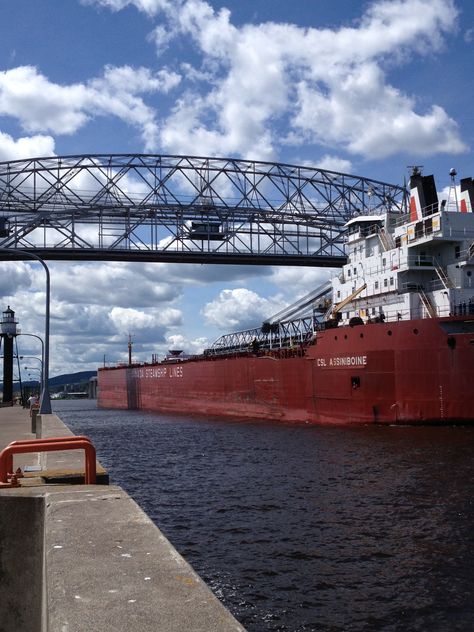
54, 400, 474, 632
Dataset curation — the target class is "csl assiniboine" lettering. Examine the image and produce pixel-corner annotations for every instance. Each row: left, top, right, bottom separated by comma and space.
316, 355, 367, 368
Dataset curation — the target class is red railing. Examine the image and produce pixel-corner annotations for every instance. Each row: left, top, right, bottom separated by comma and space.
0, 436, 97, 486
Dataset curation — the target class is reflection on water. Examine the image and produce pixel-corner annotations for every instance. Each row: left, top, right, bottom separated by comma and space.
54, 400, 474, 631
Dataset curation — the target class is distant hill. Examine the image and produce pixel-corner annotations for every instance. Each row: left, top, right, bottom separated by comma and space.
48, 370, 97, 387
8, 370, 97, 390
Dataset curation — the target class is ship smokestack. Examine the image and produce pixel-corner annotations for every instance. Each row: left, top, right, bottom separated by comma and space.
409, 169, 438, 221
460, 177, 474, 213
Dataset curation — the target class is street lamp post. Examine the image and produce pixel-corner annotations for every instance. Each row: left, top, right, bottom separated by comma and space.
24, 363, 43, 387
0, 250, 51, 414
26, 367, 41, 379
21, 356, 44, 386
26, 370, 41, 392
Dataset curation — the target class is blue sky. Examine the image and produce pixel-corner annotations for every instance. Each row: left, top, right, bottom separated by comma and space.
0, 0, 473, 375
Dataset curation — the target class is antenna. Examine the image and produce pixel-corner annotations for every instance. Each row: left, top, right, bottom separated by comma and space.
407, 165, 423, 177
447, 167, 459, 212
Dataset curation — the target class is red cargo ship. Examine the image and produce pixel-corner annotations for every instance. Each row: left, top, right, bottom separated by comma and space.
98, 169, 474, 424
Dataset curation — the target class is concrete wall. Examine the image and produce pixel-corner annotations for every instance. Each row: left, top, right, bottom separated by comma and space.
0, 493, 45, 632
0, 486, 245, 632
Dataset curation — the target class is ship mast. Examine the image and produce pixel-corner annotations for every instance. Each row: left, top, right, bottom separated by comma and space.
128, 333, 133, 366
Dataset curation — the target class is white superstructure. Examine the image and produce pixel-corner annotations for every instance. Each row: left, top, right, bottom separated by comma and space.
333, 171, 474, 325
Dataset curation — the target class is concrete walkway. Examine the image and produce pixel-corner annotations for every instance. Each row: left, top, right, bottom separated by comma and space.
0, 405, 246, 632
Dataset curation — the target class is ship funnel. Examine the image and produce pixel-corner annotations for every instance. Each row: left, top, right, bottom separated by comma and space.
409, 172, 438, 221
460, 178, 474, 213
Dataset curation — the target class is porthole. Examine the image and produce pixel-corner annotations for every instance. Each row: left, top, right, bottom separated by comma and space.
334, 335, 338, 340
344, 334, 348, 340
413, 328, 419, 334
360, 333, 364, 338
387, 330, 392, 336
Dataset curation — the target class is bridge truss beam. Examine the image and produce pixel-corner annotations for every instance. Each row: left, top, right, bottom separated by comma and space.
0, 154, 407, 266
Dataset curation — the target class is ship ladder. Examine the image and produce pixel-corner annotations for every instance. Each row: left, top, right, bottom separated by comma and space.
467, 242, 474, 261
418, 289, 437, 318
433, 260, 455, 290
377, 227, 395, 251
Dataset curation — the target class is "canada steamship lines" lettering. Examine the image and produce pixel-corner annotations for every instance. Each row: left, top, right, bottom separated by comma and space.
131, 365, 184, 378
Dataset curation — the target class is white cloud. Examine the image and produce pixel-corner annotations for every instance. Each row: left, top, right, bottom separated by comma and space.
315, 155, 354, 174
0, 131, 55, 161
3, 0, 464, 162
136, 0, 465, 161
0, 262, 33, 295
109, 305, 181, 331
0, 64, 180, 151
81, 0, 177, 17
202, 287, 285, 330
269, 267, 333, 299
49, 262, 180, 308
166, 333, 209, 355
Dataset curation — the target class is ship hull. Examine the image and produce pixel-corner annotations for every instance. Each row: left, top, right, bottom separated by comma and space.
97, 316, 474, 425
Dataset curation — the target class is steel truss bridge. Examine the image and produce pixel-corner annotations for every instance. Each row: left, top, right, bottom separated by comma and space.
0, 154, 407, 266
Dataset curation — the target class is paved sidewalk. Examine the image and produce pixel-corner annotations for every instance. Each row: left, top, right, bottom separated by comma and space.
0, 405, 38, 471
0, 405, 107, 483
0, 404, 35, 447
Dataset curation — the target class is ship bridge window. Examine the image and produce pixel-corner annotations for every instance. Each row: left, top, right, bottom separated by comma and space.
395, 236, 401, 248
455, 245, 461, 259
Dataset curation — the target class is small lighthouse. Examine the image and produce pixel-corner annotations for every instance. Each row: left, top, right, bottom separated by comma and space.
0, 307, 18, 405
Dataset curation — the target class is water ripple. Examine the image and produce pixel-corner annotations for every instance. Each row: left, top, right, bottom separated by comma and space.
55, 401, 474, 632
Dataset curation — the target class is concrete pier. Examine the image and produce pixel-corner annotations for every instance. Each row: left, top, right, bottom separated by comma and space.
0, 406, 245, 632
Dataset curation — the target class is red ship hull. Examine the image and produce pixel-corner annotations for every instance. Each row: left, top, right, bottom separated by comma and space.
97, 316, 474, 425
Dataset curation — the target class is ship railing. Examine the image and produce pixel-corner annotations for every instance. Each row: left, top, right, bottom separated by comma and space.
405, 254, 435, 267
359, 304, 454, 323
391, 204, 439, 229
344, 254, 436, 280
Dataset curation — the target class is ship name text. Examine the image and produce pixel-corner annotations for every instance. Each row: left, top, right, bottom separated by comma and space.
131, 365, 184, 379
316, 355, 367, 368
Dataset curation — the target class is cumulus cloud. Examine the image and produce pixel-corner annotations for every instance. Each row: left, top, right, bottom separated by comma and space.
109, 305, 181, 331
0, 262, 33, 295
0, 131, 56, 162
202, 287, 285, 330
50, 262, 180, 308
2, 0, 466, 163
153, 0, 465, 160
166, 333, 209, 355
269, 267, 334, 300
82, 0, 176, 16
0, 64, 180, 151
